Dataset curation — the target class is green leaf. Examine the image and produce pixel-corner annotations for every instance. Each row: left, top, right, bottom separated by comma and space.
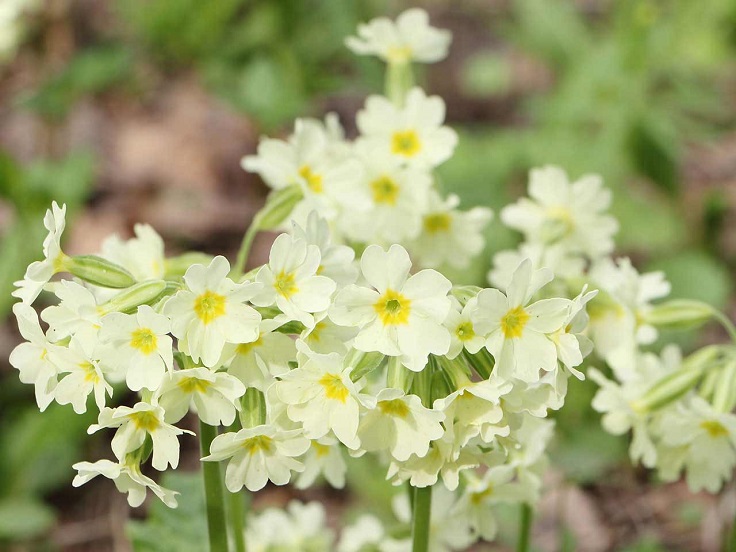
19, 46, 133, 120
127, 472, 207, 552
0, 497, 55, 540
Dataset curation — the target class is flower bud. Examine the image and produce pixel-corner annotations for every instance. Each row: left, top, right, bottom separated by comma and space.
346, 350, 385, 382
462, 348, 495, 379
712, 360, 736, 413
239, 388, 266, 428
65, 255, 136, 288
642, 299, 713, 330
164, 252, 213, 279
99, 279, 168, 315
386, 356, 413, 392
450, 285, 481, 306
631, 367, 705, 413
253, 185, 304, 230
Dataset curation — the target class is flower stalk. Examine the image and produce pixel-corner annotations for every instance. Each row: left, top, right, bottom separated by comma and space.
199, 420, 229, 552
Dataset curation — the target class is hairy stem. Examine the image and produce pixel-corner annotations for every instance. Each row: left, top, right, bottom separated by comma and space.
199, 420, 229, 552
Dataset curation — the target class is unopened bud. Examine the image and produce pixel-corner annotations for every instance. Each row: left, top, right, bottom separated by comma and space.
253, 185, 304, 230
99, 279, 168, 314
240, 388, 266, 428
66, 255, 136, 289
631, 366, 705, 413
164, 253, 213, 279
451, 285, 481, 306
643, 300, 713, 330
386, 356, 413, 392
713, 360, 736, 412
346, 350, 385, 382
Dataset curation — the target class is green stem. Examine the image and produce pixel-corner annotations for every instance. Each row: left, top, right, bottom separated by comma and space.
199, 420, 229, 552
233, 222, 259, 278
712, 308, 736, 344
411, 486, 432, 552
386, 60, 414, 107
227, 490, 247, 552
517, 503, 533, 552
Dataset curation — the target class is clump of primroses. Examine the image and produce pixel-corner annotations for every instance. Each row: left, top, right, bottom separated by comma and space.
10, 7, 733, 551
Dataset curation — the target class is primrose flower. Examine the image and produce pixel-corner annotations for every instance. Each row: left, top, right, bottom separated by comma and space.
72, 459, 178, 508
202, 424, 310, 492
409, 192, 493, 270
40, 280, 102, 344
100, 223, 165, 281
276, 348, 372, 449
98, 305, 173, 392
501, 165, 619, 259
156, 367, 246, 426
358, 388, 444, 461
444, 296, 486, 359
345, 8, 451, 64
657, 397, 736, 493
472, 259, 571, 382
251, 233, 337, 328
357, 87, 457, 170
295, 437, 347, 490
164, 256, 262, 368
53, 337, 112, 414
9, 303, 62, 411
340, 150, 432, 245
330, 244, 452, 371
89, 402, 190, 471
12, 201, 66, 305
338, 515, 410, 552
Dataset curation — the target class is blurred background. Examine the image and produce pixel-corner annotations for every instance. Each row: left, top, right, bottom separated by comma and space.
1, 0, 735, 550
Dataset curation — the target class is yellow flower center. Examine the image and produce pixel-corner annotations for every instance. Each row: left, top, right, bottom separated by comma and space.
130, 328, 158, 354
235, 336, 263, 355
470, 486, 494, 505
242, 435, 273, 455
308, 321, 326, 343
544, 205, 576, 241
319, 373, 349, 403
423, 213, 451, 234
374, 289, 411, 326
194, 290, 226, 325
298, 165, 323, 194
378, 398, 410, 418
455, 322, 475, 342
81, 362, 99, 383
501, 306, 530, 339
178, 377, 212, 394
387, 45, 412, 63
274, 270, 299, 298
130, 410, 160, 432
391, 130, 421, 157
313, 441, 330, 457
701, 420, 729, 438
370, 176, 400, 205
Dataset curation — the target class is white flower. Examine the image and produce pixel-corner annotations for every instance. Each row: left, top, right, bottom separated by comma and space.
588, 257, 670, 379
338, 515, 410, 552
357, 88, 457, 170
409, 192, 492, 269
299, 312, 358, 355
358, 388, 444, 461
548, 286, 597, 380
242, 118, 364, 223
500, 165, 619, 258
12, 201, 66, 305
251, 233, 336, 328
276, 348, 371, 449
246, 501, 334, 551
291, 211, 358, 287
339, 150, 432, 245
53, 337, 112, 414
472, 260, 571, 382
295, 437, 347, 490
330, 244, 452, 371
98, 305, 173, 392
164, 256, 261, 368
156, 367, 246, 426
72, 459, 178, 508
453, 466, 535, 541
9, 303, 61, 411
221, 319, 296, 391
657, 397, 736, 493
100, 223, 165, 281
202, 424, 309, 492
89, 402, 190, 471
41, 280, 102, 343
444, 297, 486, 359
488, 242, 586, 293
345, 8, 451, 64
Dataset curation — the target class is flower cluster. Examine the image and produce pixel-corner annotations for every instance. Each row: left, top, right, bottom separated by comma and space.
493, 165, 736, 493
